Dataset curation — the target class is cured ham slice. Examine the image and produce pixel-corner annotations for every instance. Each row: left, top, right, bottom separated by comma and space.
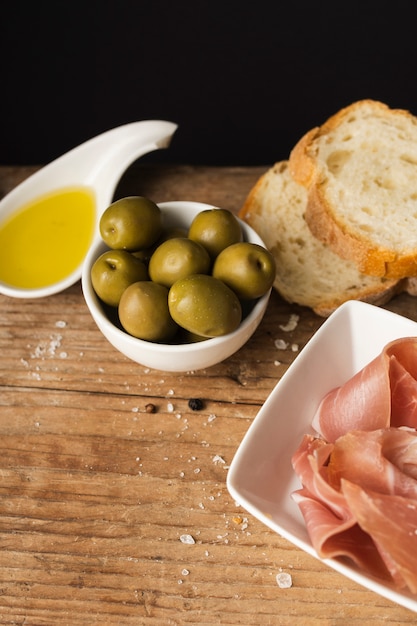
292, 434, 349, 519
291, 434, 391, 579
291, 337, 417, 592
291, 428, 417, 590
292, 489, 391, 579
341, 480, 417, 593
390, 355, 417, 428
311, 351, 391, 442
312, 337, 417, 442
327, 429, 417, 498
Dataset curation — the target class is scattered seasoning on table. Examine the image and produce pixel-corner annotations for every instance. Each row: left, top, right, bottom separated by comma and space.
188, 398, 204, 411
276, 572, 293, 588
274, 338, 289, 350
145, 403, 156, 413
279, 313, 299, 332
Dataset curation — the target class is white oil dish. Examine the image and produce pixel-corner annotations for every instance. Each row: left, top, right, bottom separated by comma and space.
0, 120, 177, 299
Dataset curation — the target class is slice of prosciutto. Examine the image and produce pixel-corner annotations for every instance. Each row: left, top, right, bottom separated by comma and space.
342, 480, 417, 593
327, 428, 417, 498
312, 337, 417, 442
291, 337, 417, 592
291, 434, 391, 579
291, 428, 417, 590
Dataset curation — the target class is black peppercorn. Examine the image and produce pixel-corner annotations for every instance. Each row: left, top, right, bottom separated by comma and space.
188, 398, 204, 411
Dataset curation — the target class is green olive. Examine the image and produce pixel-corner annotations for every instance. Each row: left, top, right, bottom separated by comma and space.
100, 196, 162, 251
118, 281, 178, 342
212, 242, 276, 299
148, 237, 211, 288
91, 249, 148, 307
168, 274, 242, 337
188, 208, 243, 260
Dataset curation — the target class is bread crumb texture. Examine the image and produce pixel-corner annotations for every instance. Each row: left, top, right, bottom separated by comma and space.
239, 158, 400, 316
289, 100, 417, 278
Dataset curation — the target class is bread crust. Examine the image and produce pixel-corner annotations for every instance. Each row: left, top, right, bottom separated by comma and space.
289, 99, 417, 278
239, 161, 402, 316
305, 183, 400, 277
288, 127, 319, 187
312, 282, 403, 317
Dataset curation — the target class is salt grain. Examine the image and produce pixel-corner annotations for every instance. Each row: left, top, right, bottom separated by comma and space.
276, 572, 293, 588
31, 333, 63, 359
48, 334, 62, 355
180, 534, 195, 545
274, 339, 289, 350
279, 314, 299, 332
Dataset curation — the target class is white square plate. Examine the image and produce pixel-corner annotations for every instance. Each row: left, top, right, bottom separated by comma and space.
227, 300, 417, 612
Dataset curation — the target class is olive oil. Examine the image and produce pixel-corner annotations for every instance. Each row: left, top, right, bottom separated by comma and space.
0, 186, 95, 289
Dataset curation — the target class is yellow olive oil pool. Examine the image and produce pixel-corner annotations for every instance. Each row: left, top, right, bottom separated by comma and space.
0, 187, 95, 289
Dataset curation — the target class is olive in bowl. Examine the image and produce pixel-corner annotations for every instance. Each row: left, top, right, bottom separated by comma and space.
81, 200, 273, 372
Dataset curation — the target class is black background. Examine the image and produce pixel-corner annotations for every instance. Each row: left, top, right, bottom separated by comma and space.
2, 1, 417, 167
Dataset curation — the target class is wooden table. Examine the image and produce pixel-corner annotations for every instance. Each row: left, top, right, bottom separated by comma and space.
1, 163, 417, 625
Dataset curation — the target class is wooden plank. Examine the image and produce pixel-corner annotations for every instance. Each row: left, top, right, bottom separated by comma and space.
0, 164, 416, 624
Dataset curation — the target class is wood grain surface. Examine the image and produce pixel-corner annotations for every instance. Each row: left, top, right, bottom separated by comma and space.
1, 164, 417, 625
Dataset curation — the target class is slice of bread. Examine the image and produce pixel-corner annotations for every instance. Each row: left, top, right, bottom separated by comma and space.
289, 99, 417, 279
239, 161, 402, 316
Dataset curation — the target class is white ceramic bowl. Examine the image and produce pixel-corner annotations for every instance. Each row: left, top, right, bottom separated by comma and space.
227, 300, 417, 612
82, 200, 271, 372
